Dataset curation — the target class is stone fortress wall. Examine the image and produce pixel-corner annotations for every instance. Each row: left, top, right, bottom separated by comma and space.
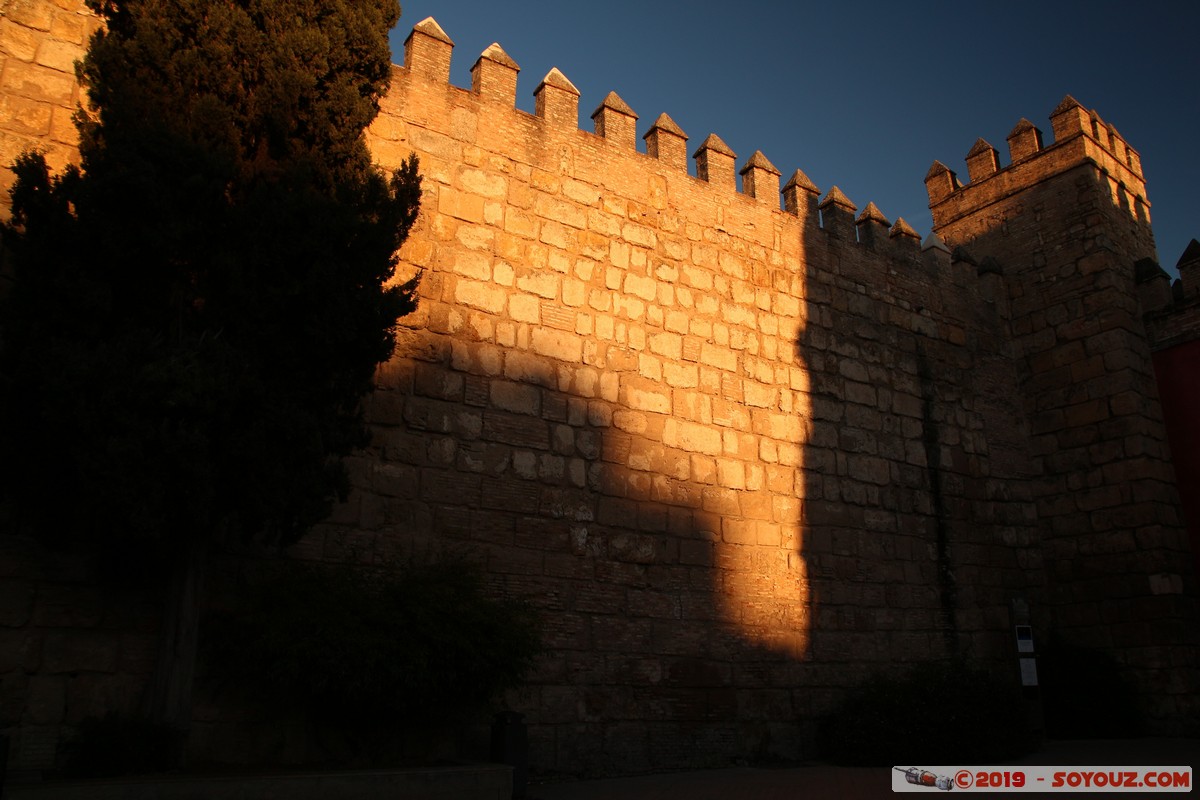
1, 2, 1198, 776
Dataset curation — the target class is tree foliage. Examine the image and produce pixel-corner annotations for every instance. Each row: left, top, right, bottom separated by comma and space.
208, 557, 542, 738
0, 0, 420, 555
819, 660, 1032, 766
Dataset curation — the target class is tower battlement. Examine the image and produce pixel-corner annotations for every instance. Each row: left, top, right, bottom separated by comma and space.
927, 96, 1151, 232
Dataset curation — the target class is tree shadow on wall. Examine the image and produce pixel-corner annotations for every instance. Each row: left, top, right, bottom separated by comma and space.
282, 160, 1145, 776
318, 209, 1050, 774
339, 319, 818, 777
206, 198, 1072, 775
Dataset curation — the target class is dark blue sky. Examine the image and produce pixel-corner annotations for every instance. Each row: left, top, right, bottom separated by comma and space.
388, 2, 1199, 278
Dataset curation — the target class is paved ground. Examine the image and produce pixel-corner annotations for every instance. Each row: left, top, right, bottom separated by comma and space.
529, 739, 1200, 799
5, 738, 1194, 799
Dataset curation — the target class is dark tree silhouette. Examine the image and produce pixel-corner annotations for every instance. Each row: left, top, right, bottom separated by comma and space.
0, 0, 420, 748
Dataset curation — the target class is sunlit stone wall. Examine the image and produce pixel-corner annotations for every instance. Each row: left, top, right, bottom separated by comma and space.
1, 4, 1195, 778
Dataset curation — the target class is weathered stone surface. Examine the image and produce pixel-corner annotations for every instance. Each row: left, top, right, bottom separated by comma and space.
25, 675, 65, 724
42, 631, 118, 674
0, 581, 35, 626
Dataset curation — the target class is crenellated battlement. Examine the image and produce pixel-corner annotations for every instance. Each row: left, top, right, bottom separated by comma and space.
392, 17, 919, 252
1142, 239, 1200, 348
927, 95, 1151, 232
471, 43, 520, 106
403, 17, 454, 84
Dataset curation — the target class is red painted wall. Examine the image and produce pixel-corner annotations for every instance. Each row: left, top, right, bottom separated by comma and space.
1154, 340, 1200, 576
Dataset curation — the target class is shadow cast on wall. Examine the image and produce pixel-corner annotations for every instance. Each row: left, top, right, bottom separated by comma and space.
795, 205, 1045, 696
287, 64, 1200, 776
335, 296, 813, 774
311, 186, 1045, 775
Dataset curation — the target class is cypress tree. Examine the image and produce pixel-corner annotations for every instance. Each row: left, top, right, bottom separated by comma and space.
0, 0, 420, 746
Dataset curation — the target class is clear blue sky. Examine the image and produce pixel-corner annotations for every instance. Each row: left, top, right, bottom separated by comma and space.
388, 1, 1199, 279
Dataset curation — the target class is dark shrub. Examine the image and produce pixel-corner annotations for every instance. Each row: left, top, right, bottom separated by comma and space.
207, 554, 541, 738
58, 713, 182, 778
1039, 641, 1141, 738
819, 661, 1032, 766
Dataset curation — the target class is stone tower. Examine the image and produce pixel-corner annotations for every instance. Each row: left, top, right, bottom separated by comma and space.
926, 97, 1199, 729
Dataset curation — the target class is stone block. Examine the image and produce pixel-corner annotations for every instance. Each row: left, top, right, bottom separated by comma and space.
437, 186, 485, 223
42, 631, 118, 674
453, 278, 506, 313
25, 674, 65, 724
34, 36, 78, 71
621, 383, 670, 416
17, 723, 60, 769
0, 580, 35, 626
32, 583, 105, 628
0, 92, 52, 135
6, 0, 55, 32
503, 351, 557, 389
48, 9, 88, 44
489, 380, 540, 416
1, 16, 44, 60
530, 327, 582, 362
